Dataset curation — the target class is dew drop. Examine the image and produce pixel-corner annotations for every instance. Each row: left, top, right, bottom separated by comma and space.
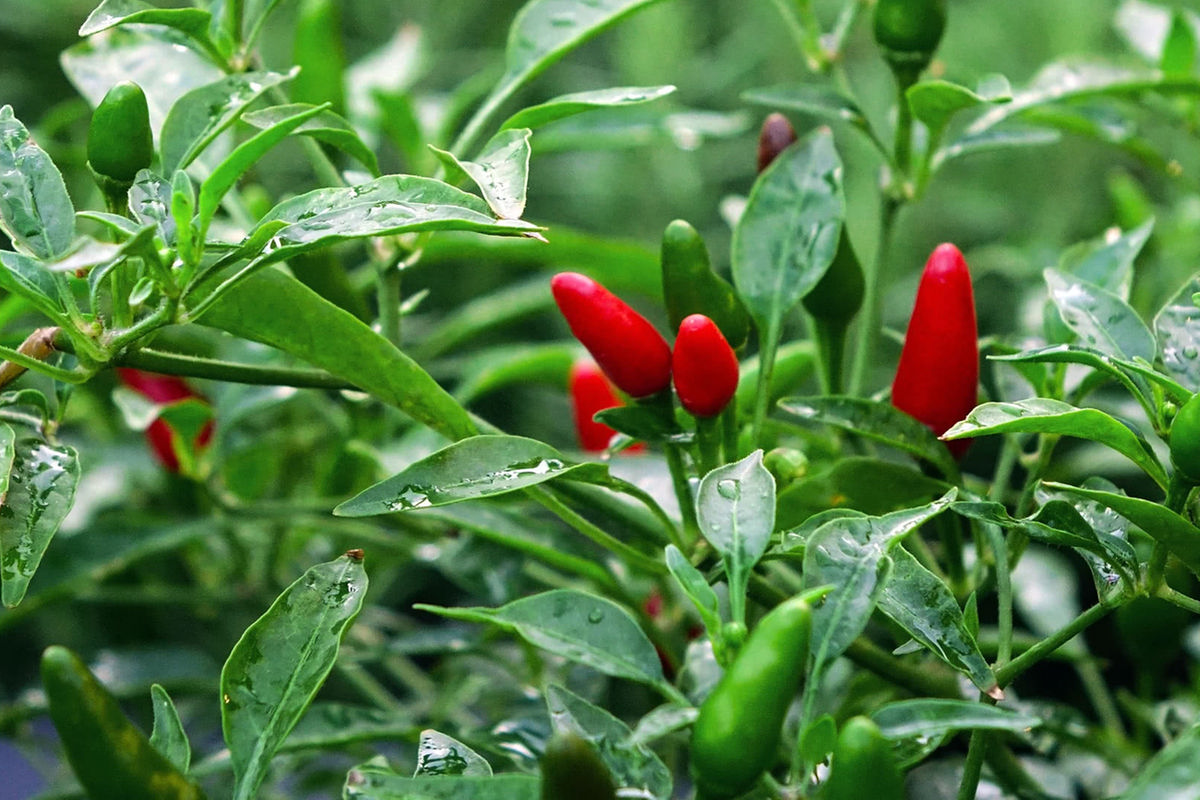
717, 479, 741, 500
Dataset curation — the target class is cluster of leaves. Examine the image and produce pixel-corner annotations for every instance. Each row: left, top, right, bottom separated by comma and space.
7, 0, 1200, 799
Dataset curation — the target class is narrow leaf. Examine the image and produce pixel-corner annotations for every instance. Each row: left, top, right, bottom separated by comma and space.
242, 104, 380, 175
665, 544, 720, 634
222, 552, 369, 800
79, 0, 217, 55
149, 684, 191, 773
871, 698, 1040, 739
500, 85, 676, 130
344, 769, 539, 800
741, 85, 872, 134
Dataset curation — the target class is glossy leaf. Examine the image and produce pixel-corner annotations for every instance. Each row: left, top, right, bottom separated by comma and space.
878, 546, 996, 692
1154, 273, 1200, 393
731, 128, 843, 358
415, 589, 666, 689
546, 684, 673, 799
741, 85, 872, 135
283, 703, 417, 751
221, 552, 369, 800
943, 399, 1167, 488
991, 344, 1187, 406
198, 268, 477, 441
1045, 268, 1156, 362
695, 451, 774, 620
775, 458, 949, 532
0, 106, 75, 260
149, 684, 191, 773
415, 729, 492, 776
431, 128, 532, 219
0, 251, 67, 323
243, 104, 380, 175
935, 125, 1060, 167
1043, 482, 1200, 577
907, 75, 1012, 141
871, 698, 1040, 739
630, 703, 698, 746
1057, 219, 1153, 301
666, 544, 720, 634
344, 769, 539, 800
79, 0, 218, 55
802, 490, 957, 669
129, 171, 176, 243
500, 85, 676, 130
454, 343, 577, 404
160, 70, 296, 173
1038, 478, 1136, 600
1117, 722, 1200, 799
335, 436, 600, 515
777, 396, 959, 478
1, 427, 79, 608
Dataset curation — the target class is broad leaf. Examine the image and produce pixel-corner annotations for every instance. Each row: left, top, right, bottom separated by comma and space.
871, 698, 1040, 767
0, 107, 75, 260
415, 589, 667, 690
1, 426, 79, 608
991, 344, 1188, 406
222, 552, 368, 800
1057, 218, 1153, 301
500, 85, 676, 130
431, 128, 532, 219
243, 104, 381, 175
1155, 273, 1200, 393
79, 0, 220, 59
1117, 722, 1200, 799
414, 730, 492, 776
943, 399, 1167, 488
149, 684, 191, 773
334, 435, 601, 515
1045, 268, 1156, 362
907, 75, 1012, 142
344, 770, 539, 800
0, 251, 67, 323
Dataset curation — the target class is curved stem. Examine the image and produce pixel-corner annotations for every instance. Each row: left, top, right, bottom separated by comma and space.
528, 486, 667, 576
993, 601, 1114, 688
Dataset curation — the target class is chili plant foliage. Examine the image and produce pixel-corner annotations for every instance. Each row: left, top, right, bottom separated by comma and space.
6, 0, 1200, 798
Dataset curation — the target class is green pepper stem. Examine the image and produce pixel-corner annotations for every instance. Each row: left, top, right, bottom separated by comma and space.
993, 601, 1114, 688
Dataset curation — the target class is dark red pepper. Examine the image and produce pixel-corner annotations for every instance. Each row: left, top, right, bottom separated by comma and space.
551, 272, 672, 398
117, 368, 214, 472
890, 243, 978, 459
672, 314, 739, 418
568, 359, 645, 453
757, 112, 798, 173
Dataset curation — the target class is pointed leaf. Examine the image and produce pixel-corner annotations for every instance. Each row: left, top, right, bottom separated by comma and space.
431, 129, 532, 219
0, 106, 75, 259
871, 698, 1040, 742
742, 85, 872, 134
414, 730, 492, 776
665, 544, 720, 634
1155, 273, 1200, 393
149, 684, 191, 773
1045, 268, 1156, 362
222, 552, 369, 800
907, 76, 1012, 141
1057, 219, 1153, 301
242, 104, 380, 175
415, 589, 666, 689
79, 0, 218, 56
500, 85, 676, 130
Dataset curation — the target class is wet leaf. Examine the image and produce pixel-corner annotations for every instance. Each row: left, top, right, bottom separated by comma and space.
0, 106, 75, 260
501, 85, 675, 130
1155, 273, 1200, 393
414, 729, 492, 776
696, 451, 774, 621
1045, 268, 1155, 362
243, 104, 380, 175
344, 769, 539, 799
431, 128, 532, 219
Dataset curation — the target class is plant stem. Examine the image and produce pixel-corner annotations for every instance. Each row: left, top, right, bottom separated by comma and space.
993, 601, 1114, 687
750, 316, 781, 446
1158, 585, 1200, 615
376, 258, 403, 348
848, 195, 899, 397
983, 524, 1013, 668
528, 487, 667, 576
957, 727, 991, 800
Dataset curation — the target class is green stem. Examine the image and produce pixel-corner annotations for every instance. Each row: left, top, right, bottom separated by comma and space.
1158, 585, 1200, 615
0, 341, 87, 384
984, 524, 1013, 669
768, 0, 822, 72
721, 398, 739, 465
848, 195, 899, 397
811, 318, 849, 395
957, 728, 991, 800
750, 316, 781, 446
993, 601, 1114, 687
528, 487, 666, 576
695, 415, 722, 475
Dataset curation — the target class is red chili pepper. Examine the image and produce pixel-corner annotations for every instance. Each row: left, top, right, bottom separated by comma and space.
569, 359, 645, 454
890, 243, 978, 459
551, 273, 672, 398
757, 112, 798, 173
117, 369, 214, 472
672, 314, 739, 418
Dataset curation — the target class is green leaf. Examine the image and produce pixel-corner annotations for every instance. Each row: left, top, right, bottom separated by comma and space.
79, 0, 219, 57
334, 435, 600, 516
454, 343, 577, 404
878, 546, 996, 693
149, 684, 191, 774
221, 552, 368, 800
775, 457, 949, 532
242, 104, 380, 176
935, 125, 1060, 167
415, 729, 492, 776
500, 85, 676, 130
160, 70, 296, 173
665, 544, 720, 635
0, 251, 67, 323
129, 171, 176, 243
415, 589, 666, 690
907, 75, 1012, 141
197, 268, 477, 441
546, 684, 673, 799
282, 703, 417, 751
1043, 482, 1200, 578
1039, 477, 1138, 600
1161, 10, 1197, 75
695, 451, 775, 623
594, 404, 689, 445
1045, 268, 1156, 362
802, 490, 957, 669
871, 698, 1041, 746
1060, 219, 1153, 302
431, 128, 532, 219
630, 703, 698, 746
990, 344, 1187, 406
943, 399, 1167, 488
0, 106, 75, 260
196, 103, 328, 237
777, 396, 959, 478
741, 85, 872, 135
1, 426, 79, 608
344, 769, 539, 800
1117, 722, 1200, 799
1154, 273, 1200, 393
731, 127, 843, 356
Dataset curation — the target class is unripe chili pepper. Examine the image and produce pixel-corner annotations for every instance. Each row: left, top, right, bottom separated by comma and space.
661, 220, 750, 349
87, 81, 154, 183
823, 716, 905, 800
891, 243, 977, 459
41, 646, 204, 800
117, 368, 214, 473
690, 594, 812, 799
757, 112, 797, 173
802, 229, 865, 394
540, 730, 617, 800
673, 314, 739, 418
1170, 393, 1200, 484
568, 359, 644, 453
551, 272, 672, 398
873, 0, 947, 73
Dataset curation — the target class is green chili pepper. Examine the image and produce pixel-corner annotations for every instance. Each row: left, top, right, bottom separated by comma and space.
87, 81, 154, 184
1170, 393, 1200, 484
661, 219, 751, 350
823, 716, 905, 800
802, 228, 864, 393
41, 646, 205, 800
873, 0, 947, 74
690, 594, 813, 799
540, 729, 617, 800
